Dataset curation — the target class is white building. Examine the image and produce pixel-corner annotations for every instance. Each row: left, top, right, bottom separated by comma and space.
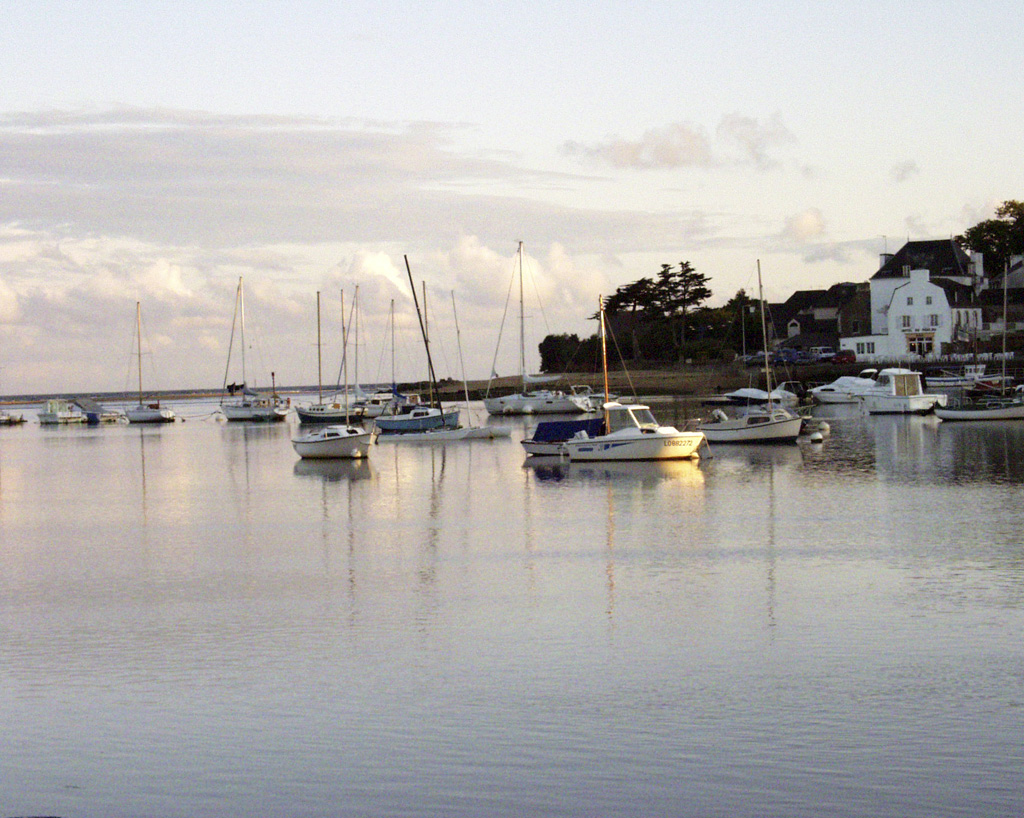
840, 239, 982, 362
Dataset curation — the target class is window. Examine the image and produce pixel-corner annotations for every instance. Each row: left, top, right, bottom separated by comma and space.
907, 297, 914, 305
902, 315, 912, 328
867, 342, 875, 353
929, 314, 940, 327
856, 343, 865, 354
926, 296, 932, 305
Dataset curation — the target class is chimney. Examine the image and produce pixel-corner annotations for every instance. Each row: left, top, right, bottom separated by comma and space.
879, 253, 894, 270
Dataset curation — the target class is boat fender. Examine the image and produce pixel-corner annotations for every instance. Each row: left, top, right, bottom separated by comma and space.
711, 409, 728, 423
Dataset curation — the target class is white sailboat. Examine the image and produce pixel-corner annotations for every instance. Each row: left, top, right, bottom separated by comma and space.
220, 277, 289, 422
295, 290, 356, 424
125, 302, 175, 424
292, 289, 372, 459
563, 298, 706, 462
483, 242, 590, 416
699, 262, 804, 443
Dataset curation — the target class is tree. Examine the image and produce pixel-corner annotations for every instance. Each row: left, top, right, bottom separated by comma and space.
956, 200, 1024, 275
650, 261, 712, 352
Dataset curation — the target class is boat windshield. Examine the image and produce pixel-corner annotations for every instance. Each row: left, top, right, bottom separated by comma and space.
630, 407, 660, 430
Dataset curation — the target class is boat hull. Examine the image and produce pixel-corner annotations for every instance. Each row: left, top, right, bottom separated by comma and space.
126, 405, 175, 423
292, 427, 372, 459
484, 392, 589, 415
564, 429, 705, 461
700, 414, 803, 443
221, 402, 289, 422
935, 401, 1024, 421
295, 403, 353, 424
860, 394, 945, 414
374, 408, 460, 433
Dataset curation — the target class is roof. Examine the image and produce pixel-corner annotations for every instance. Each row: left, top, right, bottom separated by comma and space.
872, 239, 972, 280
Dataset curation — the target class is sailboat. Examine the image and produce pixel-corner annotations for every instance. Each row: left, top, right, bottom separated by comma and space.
126, 302, 175, 424
373, 259, 460, 435
220, 277, 289, 422
699, 262, 804, 443
483, 242, 590, 416
295, 291, 358, 424
936, 262, 1024, 421
562, 298, 706, 461
292, 289, 372, 459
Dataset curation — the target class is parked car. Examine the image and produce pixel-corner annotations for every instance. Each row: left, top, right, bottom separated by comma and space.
808, 346, 836, 362
832, 349, 856, 364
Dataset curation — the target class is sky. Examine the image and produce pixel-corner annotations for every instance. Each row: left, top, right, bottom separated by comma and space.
2, 0, 1023, 395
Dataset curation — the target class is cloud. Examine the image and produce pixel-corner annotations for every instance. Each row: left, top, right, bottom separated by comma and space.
716, 113, 796, 170
563, 113, 796, 171
561, 122, 714, 169
781, 208, 827, 243
890, 160, 920, 183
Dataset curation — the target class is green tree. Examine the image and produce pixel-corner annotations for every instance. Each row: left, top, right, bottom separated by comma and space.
956, 200, 1024, 274
650, 261, 713, 352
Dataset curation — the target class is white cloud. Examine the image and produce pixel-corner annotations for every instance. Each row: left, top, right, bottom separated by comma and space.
781, 209, 827, 242
561, 122, 714, 169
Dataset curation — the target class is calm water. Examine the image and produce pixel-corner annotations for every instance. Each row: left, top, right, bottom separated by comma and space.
2, 399, 1023, 818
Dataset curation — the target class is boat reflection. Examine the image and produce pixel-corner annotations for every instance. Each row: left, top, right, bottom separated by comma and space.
293, 457, 374, 482
523, 455, 705, 487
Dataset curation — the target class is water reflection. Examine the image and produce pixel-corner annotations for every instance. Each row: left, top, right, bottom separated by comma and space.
293, 458, 374, 482
522, 456, 705, 487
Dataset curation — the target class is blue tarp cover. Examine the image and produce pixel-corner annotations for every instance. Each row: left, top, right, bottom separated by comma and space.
530, 418, 604, 442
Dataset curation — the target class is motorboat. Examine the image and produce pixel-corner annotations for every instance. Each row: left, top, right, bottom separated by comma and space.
923, 363, 1010, 392
563, 401, 706, 461
38, 399, 85, 425
721, 383, 800, 407
521, 417, 605, 456
809, 370, 878, 404
292, 424, 372, 459
858, 368, 947, 414
699, 405, 803, 444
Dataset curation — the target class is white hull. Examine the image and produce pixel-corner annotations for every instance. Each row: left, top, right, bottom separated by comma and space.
935, 400, 1024, 421
221, 401, 289, 422
292, 427, 372, 459
565, 428, 705, 461
484, 391, 589, 415
295, 402, 353, 424
126, 405, 175, 423
860, 394, 945, 414
375, 425, 511, 442
700, 410, 803, 443
521, 440, 566, 456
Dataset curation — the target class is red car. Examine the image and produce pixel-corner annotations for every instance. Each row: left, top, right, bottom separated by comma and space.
832, 349, 856, 364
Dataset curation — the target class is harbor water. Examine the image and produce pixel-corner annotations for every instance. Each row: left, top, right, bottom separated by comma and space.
2, 399, 1023, 817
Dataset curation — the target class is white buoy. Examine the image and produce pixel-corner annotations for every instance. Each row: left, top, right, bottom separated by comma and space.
809, 431, 824, 443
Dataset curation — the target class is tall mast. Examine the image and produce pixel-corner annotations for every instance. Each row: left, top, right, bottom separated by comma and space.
315, 291, 323, 403
239, 277, 247, 389
353, 284, 360, 395
341, 289, 349, 423
405, 255, 441, 408
757, 260, 774, 407
518, 241, 526, 389
600, 295, 610, 433
135, 303, 143, 405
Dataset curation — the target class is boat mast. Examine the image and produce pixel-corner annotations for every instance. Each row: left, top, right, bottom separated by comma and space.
341, 289, 349, 423
316, 291, 323, 403
518, 241, 526, 391
239, 277, 247, 390
451, 291, 472, 413
135, 298, 143, 405
600, 295, 610, 433
405, 255, 442, 408
757, 260, 775, 408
